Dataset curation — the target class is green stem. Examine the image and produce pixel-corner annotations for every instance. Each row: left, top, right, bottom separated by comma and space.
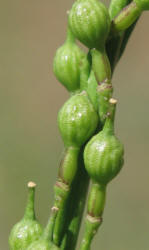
111, 2, 141, 34
52, 147, 80, 246
109, 0, 131, 20
65, 27, 75, 44
97, 83, 113, 126
91, 48, 111, 84
80, 183, 106, 250
87, 183, 106, 217
80, 215, 102, 250
60, 147, 90, 250
23, 182, 36, 220
43, 207, 59, 241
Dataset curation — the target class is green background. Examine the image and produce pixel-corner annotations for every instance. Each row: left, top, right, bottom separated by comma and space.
1, 1, 149, 249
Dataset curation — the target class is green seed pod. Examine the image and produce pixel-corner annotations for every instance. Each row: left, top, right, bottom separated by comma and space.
84, 99, 124, 185
53, 27, 85, 93
58, 91, 98, 148
97, 83, 113, 126
27, 239, 59, 250
27, 207, 60, 250
9, 182, 43, 250
69, 0, 111, 49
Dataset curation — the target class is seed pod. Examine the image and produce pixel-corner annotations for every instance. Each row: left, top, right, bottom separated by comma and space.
27, 239, 59, 250
84, 99, 124, 185
134, 0, 149, 10
58, 91, 98, 148
27, 207, 60, 250
9, 182, 43, 250
69, 0, 110, 49
53, 27, 85, 93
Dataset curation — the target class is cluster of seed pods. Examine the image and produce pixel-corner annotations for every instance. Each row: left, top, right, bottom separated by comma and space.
8, 0, 149, 249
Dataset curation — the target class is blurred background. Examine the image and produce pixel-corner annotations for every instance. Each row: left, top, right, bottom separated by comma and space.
1, 0, 149, 249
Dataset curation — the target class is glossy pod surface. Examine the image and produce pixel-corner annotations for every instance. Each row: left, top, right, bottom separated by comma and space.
69, 0, 110, 49
53, 31, 85, 92
9, 220, 43, 250
27, 239, 60, 250
58, 91, 98, 148
84, 131, 124, 184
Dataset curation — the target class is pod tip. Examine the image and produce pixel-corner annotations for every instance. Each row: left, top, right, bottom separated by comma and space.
109, 98, 117, 104
28, 181, 36, 188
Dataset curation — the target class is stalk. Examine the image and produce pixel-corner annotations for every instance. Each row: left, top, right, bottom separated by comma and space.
107, 0, 140, 72
60, 146, 89, 250
23, 182, 36, 220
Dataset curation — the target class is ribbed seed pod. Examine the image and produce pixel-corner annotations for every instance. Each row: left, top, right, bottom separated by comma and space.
58, 91, 98, 148
9, 182, 43, 250
53, 28, 85, 93
69, 0, 111, 49
134, 0, 149, 10
84, 98, 124, 185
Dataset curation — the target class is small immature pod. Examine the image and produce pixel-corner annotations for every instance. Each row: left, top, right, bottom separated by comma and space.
9, 182, 43, 250
69, 0, 110, 49
53, 27, 85, 93
84, 98, 124, 185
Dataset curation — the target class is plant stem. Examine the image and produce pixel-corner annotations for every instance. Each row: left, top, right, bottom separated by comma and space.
80, 215, 102, 250
111, 2, 141, 34
43, 207, 59, 241
60, 146, 90, 250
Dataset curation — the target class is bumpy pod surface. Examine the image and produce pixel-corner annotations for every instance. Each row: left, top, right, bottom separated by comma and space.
84, 100, 124, 184
27, 239, 59, 250
9, 220, 43, 250
53, 29, 85, 92
84, 132, 124, 184
134, 0, 149, 10
69, 0, 111, 49
58, 91, 98, 148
